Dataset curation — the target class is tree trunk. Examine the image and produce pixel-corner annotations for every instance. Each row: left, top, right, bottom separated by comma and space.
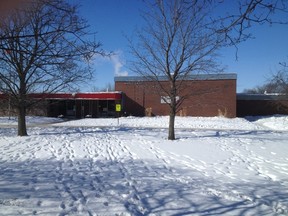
168, 112, 176, 140
168, 81, 177, 140
17, 106, 28, 136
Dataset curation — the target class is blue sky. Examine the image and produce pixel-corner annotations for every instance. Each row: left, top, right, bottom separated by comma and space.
73, 0, 288, 93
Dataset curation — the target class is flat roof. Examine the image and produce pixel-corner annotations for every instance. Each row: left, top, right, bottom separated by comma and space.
115, 73, 237, 82
237, 93, 288, 101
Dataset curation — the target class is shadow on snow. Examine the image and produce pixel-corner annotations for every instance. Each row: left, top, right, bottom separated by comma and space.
0, 126, 287, 215
0, 158, 287, 215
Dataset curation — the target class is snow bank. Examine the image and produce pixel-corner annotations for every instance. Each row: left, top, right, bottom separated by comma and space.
246, 115, 288, 131
0, 116, 64, 126
1, 115, 288, 131
54, 116, 265, 130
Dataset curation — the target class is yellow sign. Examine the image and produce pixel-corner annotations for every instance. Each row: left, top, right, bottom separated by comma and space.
115, 104, 121, 112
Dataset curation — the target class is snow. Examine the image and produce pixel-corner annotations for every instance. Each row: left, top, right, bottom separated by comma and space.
0, 115, 288, 215
246, 115, 288, 131
0, 116, 64, 126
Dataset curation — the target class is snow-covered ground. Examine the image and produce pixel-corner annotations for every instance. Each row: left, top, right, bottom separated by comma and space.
0, 116, 288, 215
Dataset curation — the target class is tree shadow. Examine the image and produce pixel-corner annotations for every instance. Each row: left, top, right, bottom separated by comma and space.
36, 126, 137, 137
175, 128, 287, 142
0, 158, 287, 215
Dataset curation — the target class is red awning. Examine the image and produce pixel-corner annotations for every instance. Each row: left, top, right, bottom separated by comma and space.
26, 92, 122, 100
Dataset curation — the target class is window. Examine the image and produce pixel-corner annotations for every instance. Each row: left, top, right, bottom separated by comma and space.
160, 96, 179, 104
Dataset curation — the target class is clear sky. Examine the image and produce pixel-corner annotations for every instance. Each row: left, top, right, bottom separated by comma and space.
72, 0, 288, 93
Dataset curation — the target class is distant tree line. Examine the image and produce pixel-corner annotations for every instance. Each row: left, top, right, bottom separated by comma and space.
244, 61, 288, 94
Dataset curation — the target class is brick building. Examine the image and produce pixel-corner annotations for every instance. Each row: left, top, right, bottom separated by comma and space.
0, 92, 123, 118
237, 93, 288, 117
115, 73, 237, 118
3, 73, 288, 118
44, 92, 122, 118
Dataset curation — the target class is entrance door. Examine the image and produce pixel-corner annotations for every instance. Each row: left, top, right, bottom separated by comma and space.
98, 100, 116, 117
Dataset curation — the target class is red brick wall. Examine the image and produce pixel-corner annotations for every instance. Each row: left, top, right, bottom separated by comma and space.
115, 79, 236, 117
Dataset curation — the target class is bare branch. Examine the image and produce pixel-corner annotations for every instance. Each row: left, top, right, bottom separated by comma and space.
129, 0, 287, 140
0, 0, 106, 136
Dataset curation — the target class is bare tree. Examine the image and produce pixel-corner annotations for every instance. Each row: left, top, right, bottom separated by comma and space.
0, 0, 105, 136
129, 0, 288, 140
243, 82, 280, 94
270, 61, 288, 94
130, 0, 224, 140
244, 60, 288, 94
91, 83, 115, 92
215, 0, 288, 45
243, 85, 268, 94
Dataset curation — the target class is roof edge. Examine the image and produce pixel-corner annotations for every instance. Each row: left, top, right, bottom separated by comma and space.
237, 93, 288, 101
114, 73, 237, 82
